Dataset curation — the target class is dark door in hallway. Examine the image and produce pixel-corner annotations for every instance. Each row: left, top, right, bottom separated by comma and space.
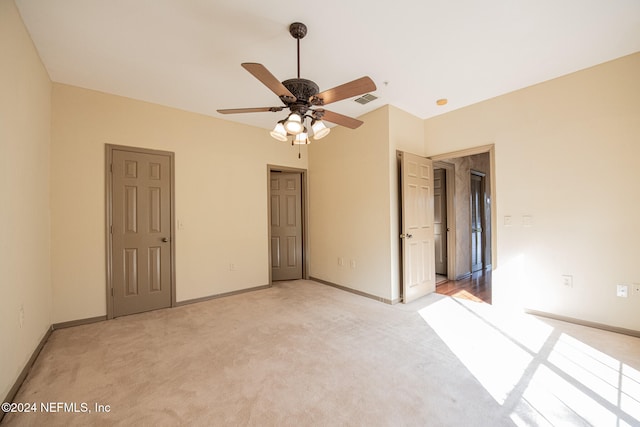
434, 168, 447, 275
470, 171, 485, 273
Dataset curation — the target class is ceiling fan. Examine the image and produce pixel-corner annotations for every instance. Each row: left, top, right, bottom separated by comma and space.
217, 22, 377, 143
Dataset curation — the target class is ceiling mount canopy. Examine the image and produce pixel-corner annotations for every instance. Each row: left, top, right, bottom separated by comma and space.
217, 22, 377, 154
289, 22, 307, 40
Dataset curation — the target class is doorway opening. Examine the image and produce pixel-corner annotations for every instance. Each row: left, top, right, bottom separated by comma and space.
267, 166, 309, 283
430, 144, 495, 304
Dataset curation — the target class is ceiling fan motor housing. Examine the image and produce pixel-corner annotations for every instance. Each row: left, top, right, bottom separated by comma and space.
282, 78, 320, 112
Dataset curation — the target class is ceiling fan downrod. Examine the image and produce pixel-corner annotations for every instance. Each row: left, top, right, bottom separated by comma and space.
289, 22, 307, 79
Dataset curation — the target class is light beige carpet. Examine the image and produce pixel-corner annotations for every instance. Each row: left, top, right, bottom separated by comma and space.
3, 280, 639, 426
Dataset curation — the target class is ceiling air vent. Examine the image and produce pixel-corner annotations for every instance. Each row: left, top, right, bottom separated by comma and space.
354, 93, 378, 105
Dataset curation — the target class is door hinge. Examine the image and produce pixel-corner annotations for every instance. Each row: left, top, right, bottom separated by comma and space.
110, 225, 113, 234
110, 163, 113, 172
111, 288, 114, 297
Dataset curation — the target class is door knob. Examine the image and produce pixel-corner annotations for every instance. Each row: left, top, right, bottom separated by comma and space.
162, 237, 169, 242
400, 233, 413, 239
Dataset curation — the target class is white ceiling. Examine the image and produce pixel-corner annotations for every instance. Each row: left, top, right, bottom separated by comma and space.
15, 0, 640, 131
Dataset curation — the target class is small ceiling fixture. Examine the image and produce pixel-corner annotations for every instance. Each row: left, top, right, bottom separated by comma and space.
436, 98, 448, 106
218, 22, 376, 155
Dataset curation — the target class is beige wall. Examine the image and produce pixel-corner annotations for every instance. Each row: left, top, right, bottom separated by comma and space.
0, 0, 52, 400
308, 106, 394, 300
51, 84, 307, 323
425, 52, 640, 330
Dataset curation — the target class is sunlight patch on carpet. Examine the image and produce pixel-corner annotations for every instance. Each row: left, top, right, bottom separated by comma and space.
418, 297, 538, 404
418, 296, 640, 426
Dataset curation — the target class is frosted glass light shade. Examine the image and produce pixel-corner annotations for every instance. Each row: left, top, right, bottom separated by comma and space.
270, 122, 287, 141
293, 130, 309, 145
284, 113, 303, 134
311, 120, 330, 140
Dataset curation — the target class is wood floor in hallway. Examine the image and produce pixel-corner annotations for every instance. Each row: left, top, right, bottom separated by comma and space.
436, 269, 492, 304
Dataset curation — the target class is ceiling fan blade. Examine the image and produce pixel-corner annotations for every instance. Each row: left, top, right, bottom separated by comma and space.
313, 76, 376, 105
241, 63, 296, 102
217, 106, 284, 114
318, 109, 364, 129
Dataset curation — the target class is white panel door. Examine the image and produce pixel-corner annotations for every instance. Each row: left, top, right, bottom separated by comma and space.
400, 151, 436, 303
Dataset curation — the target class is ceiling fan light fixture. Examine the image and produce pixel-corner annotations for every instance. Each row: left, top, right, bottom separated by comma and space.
293, 129, 309, 145
284, 113, 303, 134
270, 121, 288, 141
311, 120, 330, 140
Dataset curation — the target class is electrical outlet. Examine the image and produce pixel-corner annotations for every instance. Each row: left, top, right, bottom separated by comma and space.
350, 259, 356, 269
633, 283, 640, 295
229, 263, 236, 271
617, 284, 628, 298
561, 275, 573, 288
338, 257, 344, 266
